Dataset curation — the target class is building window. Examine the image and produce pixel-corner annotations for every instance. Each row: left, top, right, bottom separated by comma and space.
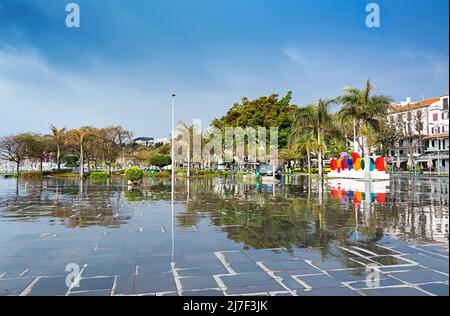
432, 126, 440, 134
443, 98, 449, 110
443, 111, 449, 120
433, 113, 439, 121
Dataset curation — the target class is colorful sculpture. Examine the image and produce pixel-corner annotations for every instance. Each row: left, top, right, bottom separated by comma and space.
329, 152, 389, 180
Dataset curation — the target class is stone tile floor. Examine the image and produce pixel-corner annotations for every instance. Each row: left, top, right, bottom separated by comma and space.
1, 237, 448, 296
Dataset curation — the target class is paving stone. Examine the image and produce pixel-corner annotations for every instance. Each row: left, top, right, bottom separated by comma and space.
220, 272, 278, 288
299, 286, 361, 296
418, 283, 449, 296
181, 290, 224, 296
28, 276, 69, 296
225, 283, 285, 295
388, 267, 448, 284
176, 266, 229, 277
113, 275, 135, 295
222, 252, 254, 264
134, 273, 177, 294
295, 274, 343, 289
229, 263, 263, 274
347, 276, 405, 289
138, 262, 172, 274
274, 272, 308, 291
309, 259, 362, 271
180, 276, 219, 291
359, 287, 430, 296
404, 253, 449, 269
243, 250, 294, 263
0, 278, 34, 296
69, 290, 111, 296
263, 259, 320, 273
75, 277, 115, 291
327, 269, 370, 282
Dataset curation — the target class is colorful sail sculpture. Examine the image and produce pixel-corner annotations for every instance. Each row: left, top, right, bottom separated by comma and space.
328, 152, 390, 180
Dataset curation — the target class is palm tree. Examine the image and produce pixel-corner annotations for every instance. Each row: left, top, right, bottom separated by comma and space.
279, 145, 302, 170
338, 80, 392, 180
177, 122, 195, 177
50, 125, 67, 170
290, 99, 336, 177
295, 132, 316, 175
68, 127, 95, 178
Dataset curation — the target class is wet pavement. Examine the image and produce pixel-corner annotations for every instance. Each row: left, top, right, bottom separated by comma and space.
0, 175, 448, 296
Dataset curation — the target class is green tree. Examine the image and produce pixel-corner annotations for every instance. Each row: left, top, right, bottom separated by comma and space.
339, 80, 392, 180
149, 154, 172, 169
211, 92, 297, 148
66, 127, 96, 178
294, 132, 317, 174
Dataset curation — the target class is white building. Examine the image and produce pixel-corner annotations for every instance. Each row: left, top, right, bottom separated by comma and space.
387, 94, 449, 173
425, 94, 449, 173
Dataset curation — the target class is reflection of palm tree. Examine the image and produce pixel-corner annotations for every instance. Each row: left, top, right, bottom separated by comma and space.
50, 125, 67, 170
339, 80, 392, 180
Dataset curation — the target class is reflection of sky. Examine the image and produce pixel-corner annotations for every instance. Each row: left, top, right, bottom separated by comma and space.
0, 0, 449, 137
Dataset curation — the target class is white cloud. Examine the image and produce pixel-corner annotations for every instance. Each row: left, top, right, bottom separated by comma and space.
401, 50, 449, 81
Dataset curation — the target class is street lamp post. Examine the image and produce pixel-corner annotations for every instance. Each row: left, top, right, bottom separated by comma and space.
171, 93, 176, 264
171, 93, 176, 193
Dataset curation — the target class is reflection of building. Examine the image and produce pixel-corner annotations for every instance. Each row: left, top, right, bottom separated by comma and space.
388, 94, 449, 172
383, 206, 449, 243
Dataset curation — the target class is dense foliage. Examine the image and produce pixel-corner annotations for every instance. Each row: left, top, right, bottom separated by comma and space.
211, 92, 297, 148
124, 167, 144, 183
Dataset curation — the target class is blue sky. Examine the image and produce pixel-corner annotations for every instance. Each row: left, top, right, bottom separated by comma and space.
0, 0, 448, 138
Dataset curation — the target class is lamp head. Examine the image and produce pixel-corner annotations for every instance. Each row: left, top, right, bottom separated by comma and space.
171, 93, 176, 97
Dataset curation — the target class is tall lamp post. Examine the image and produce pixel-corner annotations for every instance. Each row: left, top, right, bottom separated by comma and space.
171, 93, 176, 265
171, 93, 176, 190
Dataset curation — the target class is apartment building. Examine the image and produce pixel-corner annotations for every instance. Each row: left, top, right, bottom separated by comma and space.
387, 94, 449, 173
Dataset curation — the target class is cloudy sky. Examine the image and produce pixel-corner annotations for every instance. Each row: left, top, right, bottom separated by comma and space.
0, 0, 448, 138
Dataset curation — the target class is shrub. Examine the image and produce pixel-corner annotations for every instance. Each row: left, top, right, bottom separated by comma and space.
124, 167, 144, 183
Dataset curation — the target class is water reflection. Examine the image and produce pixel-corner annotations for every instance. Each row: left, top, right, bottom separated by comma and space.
0, 175, 448, 247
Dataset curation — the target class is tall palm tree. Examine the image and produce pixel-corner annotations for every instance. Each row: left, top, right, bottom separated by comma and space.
290, 99, 336, 177
68, 127, 95, 178
339, 80, 392, 180
50, 125, 67, 170
177, 122, 195, 177
295, 132, 316, 175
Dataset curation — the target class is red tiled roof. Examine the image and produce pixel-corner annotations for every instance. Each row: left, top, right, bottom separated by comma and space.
419, 97, 441, 106
391, 97, 441, 113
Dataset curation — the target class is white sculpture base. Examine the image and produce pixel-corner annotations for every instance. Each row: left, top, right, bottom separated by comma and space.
328, 169, 390, 180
